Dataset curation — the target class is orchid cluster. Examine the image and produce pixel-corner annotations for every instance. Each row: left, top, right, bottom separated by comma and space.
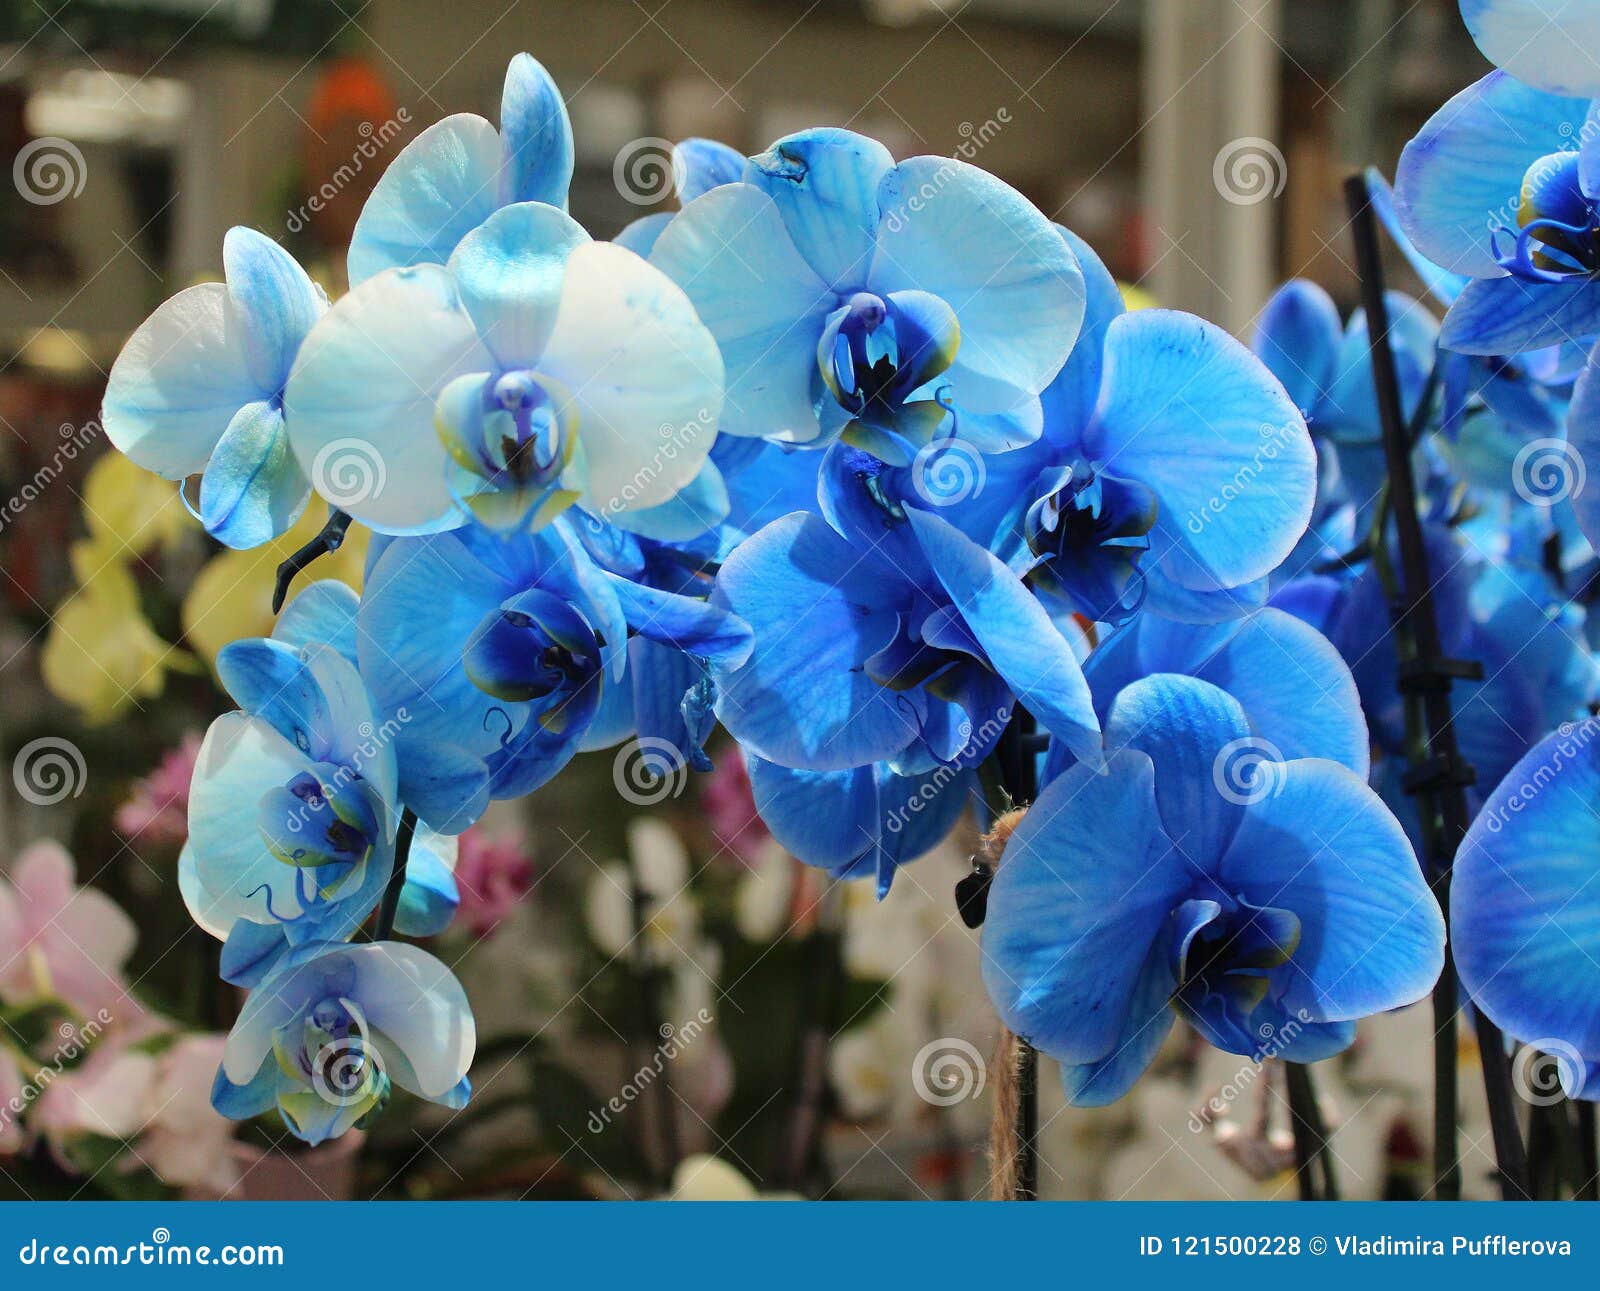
103, 46, 1471, 1162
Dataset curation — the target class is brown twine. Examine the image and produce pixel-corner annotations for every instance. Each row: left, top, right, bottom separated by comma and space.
980, 807, 1029, 1200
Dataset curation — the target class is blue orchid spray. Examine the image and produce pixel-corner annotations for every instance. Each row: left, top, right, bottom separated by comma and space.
92, 26, 1476, 1193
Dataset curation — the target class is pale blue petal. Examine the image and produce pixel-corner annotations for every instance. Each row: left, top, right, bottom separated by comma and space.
273, 579, 361, 667
446, 201, 588, 368
746, 128, 893, 288
872, 158, 1085, 409
600, 456, 729, 542
394, 832, 461, 937
197, 400, 311, 549
223, 226, 324, 391
613, 212, 671, 257
285, 264, 491, 534
1252, 280, 1341, 419
650, 184, 835, 441
496, 52, 573, 208
348, 114, 503, 285
1462, 0, 1600, 96
674, 137, 744, 202
350, 942, 475, 1098
1441, 273, 1600, 356
102, 282, 258, 477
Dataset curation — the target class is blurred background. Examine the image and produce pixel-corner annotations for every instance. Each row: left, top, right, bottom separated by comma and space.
0, 0, 1502, 1202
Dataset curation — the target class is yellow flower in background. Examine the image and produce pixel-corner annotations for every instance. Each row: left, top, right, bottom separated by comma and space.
41, 542, 192, 724
1117, 281, 1157, 312
78, 452, 196, 562
181, 507, 368, 675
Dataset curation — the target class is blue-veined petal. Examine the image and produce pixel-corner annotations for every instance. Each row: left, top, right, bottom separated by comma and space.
1441, 273, 1600, 355
746, 128, 893, 289
674, 137, 744, 202
982, 749, 1193, 1064
1039, 225, 1125, 450
348, 114, 503, 285
446, 201, 589, 369
1252, 280, 1341, 419
872, 157, 1085, 410
197, 400, 311, 549
285, 264, 491, 534
1569, 348, 1600, 553
223, 226, 324, 391
906, 507, 1100, 765
219, 919, 287, 987
394, 829, 461, 937
711, 512, 918, 771
1085, 309, 1315, 593
605, 572, 752, 665
1102, 674, 1250, 867
651, 183, 835, 441
1395, 71, 1590, 278
496, 52, 574, 208
1220, 758, 1443, 1023
600, 456, 729, 542
273, 579, 360, 668
1059, 942, 1176, 1107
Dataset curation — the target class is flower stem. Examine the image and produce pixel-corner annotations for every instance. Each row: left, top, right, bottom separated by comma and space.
1344, 173, 1529, 1201
374, 808, 417, 941
272, 507, 352, 613
993, 710, 1039, 1200
1285, 1062, 1340, 1200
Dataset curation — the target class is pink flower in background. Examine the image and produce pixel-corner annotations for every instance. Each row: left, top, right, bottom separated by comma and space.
700, 744, 769, 868
453, 827, 536, 939
0, 1046, 23, 1155
114, 732, 201, 847
0, 842, 138, 1023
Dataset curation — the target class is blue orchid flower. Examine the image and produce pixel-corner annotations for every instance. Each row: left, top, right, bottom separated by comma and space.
982, 674, 1443, 1106
649, 127, 1085, 459
211, 940, 474, 1145
709, 448, 1102, 776
966, 229, 1315, 626
180, 581, 461, 986
1396, 69, 1599, 356
285, 202, 724, 537
1459, 1, 1600, 100
102, 227, 325, 549
1453, 715, 1600, 1097
358, 518, 751, 831
348, 53, 573, 284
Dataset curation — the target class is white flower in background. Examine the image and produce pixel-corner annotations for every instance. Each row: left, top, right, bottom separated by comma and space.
584, 817, 703, 968
733, 837, 796, 942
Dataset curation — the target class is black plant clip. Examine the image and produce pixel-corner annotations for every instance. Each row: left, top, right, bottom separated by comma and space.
955, 857, 994, 929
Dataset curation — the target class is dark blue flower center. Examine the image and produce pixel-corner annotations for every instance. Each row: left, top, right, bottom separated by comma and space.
1493, 151, 1600, 282
463, 589, 602, 709
1169, 897, 1301, 1052
1023, 462, 1157, 625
